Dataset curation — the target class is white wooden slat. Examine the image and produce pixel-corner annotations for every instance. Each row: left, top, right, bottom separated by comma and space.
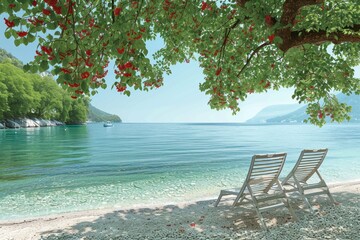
251, 170, 280, 176
298, 162, 319, 168
253, 160, 283, 167
253, 166, 283, 172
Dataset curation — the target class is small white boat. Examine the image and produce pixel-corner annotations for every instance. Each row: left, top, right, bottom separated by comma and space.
103, 121, 113, 127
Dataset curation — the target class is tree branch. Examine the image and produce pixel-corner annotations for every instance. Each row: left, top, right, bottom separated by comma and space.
237, 42, 271, 77
279, 24, 360, 52
280, 0, 324, 25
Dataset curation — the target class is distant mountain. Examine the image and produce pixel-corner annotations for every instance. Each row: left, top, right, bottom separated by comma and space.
88, 104, 122, 122
246, 104, 303, 124
267, 105, 308, 123
267, 94, 360, 123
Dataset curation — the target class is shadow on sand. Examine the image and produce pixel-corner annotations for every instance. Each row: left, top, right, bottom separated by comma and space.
38, 190, 360, 240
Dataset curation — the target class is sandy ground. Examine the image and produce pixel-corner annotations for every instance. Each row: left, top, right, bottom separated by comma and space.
0, 180, 359, 240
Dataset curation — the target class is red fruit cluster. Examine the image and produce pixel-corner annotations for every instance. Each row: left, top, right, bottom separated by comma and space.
68, 83, 80, 88
114, 7, 122, 16
42, 9, 51, 15
215, 67, 222, 76
61, 68, 71, 74
41, 46, 53, 55
44, 0, 62, 15
116, 84, 127, 92
9, 4, 16, 8
201, 1, 212, 11
117, 48, 125, 54
17, 31, 28, 37
318, 111, 323, 119
268, 34, 275, 43
28, 18, 44, 26
4, 18, 15, 28
126, 30, 142, 41
81, 72, 90, 79
32, 1, 37, 7
264, 15, 272, 25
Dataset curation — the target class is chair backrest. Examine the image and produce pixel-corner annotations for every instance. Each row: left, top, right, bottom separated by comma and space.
245, 153, 287, 194
285, 149, 328, 183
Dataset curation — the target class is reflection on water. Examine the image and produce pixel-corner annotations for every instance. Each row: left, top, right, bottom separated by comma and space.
0, 123, 359, 220
0, 126, 89, 182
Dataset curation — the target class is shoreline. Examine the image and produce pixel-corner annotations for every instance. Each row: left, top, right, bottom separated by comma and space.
1, 179, 359, 225
1, 179, 360, 239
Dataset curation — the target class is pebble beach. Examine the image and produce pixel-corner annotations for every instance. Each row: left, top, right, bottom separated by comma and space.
0, 180, 359, 240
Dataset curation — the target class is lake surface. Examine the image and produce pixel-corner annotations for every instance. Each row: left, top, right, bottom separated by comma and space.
0, 123, 359, 220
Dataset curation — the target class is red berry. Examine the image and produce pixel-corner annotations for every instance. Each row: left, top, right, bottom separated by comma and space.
4, 18, 15, 28
201, 2, 209, 11
268, 34, 275, 43
264, 15, 272, 25
32, 1, 37, 7
318, 111, 323, 119
42, 9, 51, 15
116, 84, 127, 92
86, 50, 92, 56
81, 72, 90, 79
124, 62, 133, 68
117, 48, 125, 54
17, 31, 28, 37
114, 7, 122, 16
215, 67, 222, 76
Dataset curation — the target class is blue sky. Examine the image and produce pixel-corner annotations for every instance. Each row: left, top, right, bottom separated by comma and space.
1, 20, 358, 122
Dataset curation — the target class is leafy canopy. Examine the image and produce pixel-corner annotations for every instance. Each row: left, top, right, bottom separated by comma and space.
1, 0, 359, 126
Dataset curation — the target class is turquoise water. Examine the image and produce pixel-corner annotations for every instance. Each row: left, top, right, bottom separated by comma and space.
0, 123, 360, 220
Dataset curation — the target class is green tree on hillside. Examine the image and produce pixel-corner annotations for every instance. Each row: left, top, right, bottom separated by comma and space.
0, 61, 89, 123
0, 76, 8, 120
1, 0, 359, 126
30, 75, 63, 119
66, 97, 89, 124
0, 63, 35, 119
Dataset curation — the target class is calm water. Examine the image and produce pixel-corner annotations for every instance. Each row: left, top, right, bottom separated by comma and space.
0, 123, 359, 220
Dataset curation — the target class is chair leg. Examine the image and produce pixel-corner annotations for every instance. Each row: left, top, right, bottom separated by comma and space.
253, 205, 268, 230
299, 191, 314, 213
294, 183, 314, 213
233, 195, 245, 206
283, 197, 298, 221
325, 188, 336, 204
214, 192, 223, 207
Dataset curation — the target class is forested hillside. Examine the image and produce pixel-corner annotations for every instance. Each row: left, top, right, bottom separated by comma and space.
0, 49, 88, 124
88, 105, 122, 122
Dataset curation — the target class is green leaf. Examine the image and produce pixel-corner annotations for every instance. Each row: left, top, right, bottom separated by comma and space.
4, 31, 11, 39
27, 34, 36, 43
14, 39, 22, 46
40, 61, 49, 71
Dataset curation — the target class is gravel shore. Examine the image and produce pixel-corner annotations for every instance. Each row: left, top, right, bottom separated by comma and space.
1, 181, 359, 240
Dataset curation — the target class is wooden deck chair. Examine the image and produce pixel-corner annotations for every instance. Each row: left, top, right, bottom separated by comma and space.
281, 149, 336, 213
214, 153, 297, 230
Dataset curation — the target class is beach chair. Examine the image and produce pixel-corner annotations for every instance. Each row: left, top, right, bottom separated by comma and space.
281, 149, 336, 213
214, 153, 297, 230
